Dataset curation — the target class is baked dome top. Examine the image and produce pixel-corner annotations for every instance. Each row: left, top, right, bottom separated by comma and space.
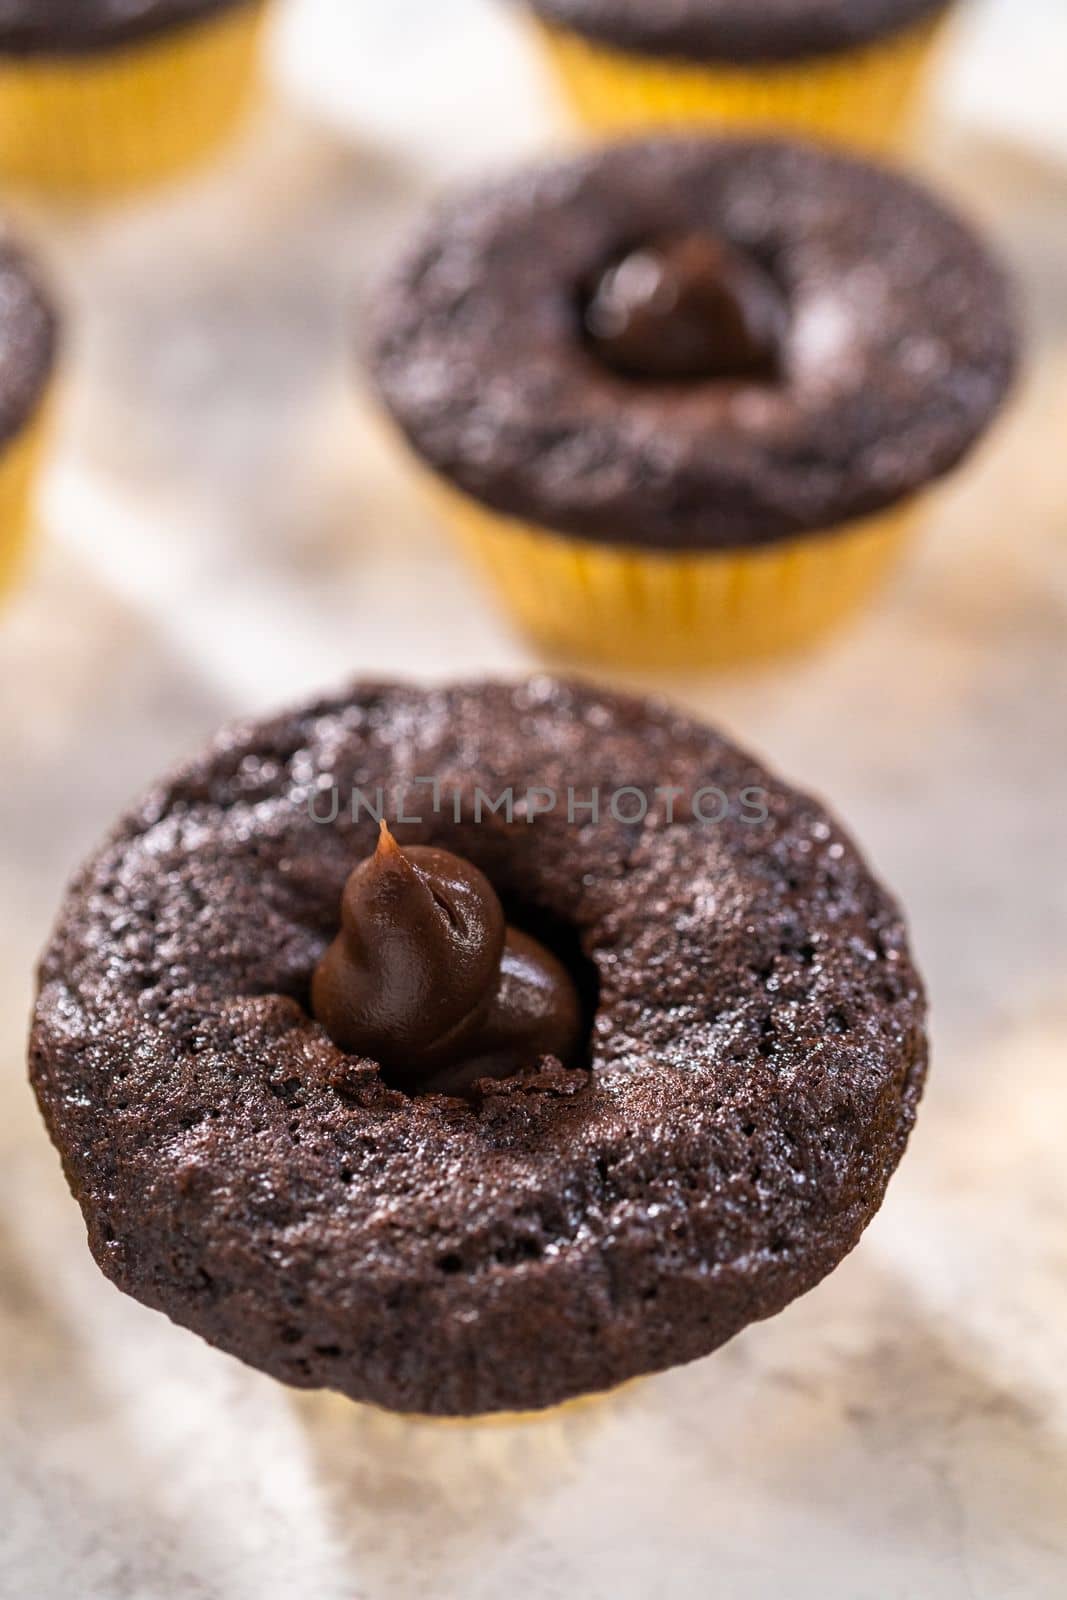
31, 679, 927, 1415
0, 0, 253, 55
519, 0, 954, 64
372, 137, 1017, 552
0, 235, 57, 444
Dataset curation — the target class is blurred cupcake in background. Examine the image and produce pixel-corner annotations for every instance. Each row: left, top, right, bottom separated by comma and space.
515, 0, 957, 149
0, 1, 270, 196
0, 231, 57, 600
370, 136, 1017, 670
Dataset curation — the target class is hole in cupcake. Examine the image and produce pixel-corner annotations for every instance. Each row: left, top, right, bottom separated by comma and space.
580, 232, 788, 385
492, 1236, 545, 1268
268, 1075, 303, 1105
757, 1018, 777, 1059
310, 824, 597, 1099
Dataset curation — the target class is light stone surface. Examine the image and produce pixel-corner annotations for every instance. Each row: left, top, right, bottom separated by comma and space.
1, 2, 1065, 1596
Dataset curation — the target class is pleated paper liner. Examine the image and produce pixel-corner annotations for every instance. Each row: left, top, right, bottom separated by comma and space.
439, 483, 920, 669
0, 1, 268, 196
531, 13, 949, 150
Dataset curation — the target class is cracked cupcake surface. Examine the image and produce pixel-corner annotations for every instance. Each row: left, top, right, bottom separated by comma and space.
30, 679, 927, 1416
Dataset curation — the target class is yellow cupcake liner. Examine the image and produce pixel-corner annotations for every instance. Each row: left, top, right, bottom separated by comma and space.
363, 1375, 636, 1428
0, 396, 53, 603
301, 1372, 638, 1438
0, 1, 267, 196
298, 1382, 628, 1509
439, 485, 920, 669
532, 13, 948, 149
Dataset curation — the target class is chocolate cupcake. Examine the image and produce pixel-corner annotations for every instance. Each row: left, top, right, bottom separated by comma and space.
0, 1, 269, 194
31, 679, 927, 1417
371, 136, 1017, 668
515, 0, 958, 146
0, 232, 58, 599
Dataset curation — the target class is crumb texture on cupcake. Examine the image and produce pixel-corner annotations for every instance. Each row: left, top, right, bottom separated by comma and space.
371, 139, 1017, 553
0, 235, 56, 440
31, 680, 927, 1416
521, 0, 955, 63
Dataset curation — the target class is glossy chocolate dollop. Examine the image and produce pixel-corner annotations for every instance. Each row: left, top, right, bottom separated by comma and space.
583, 232, 786, 383
312, 822, 582, 1094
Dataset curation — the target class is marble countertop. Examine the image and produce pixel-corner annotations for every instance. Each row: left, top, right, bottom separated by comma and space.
1, 2, 1065, 1596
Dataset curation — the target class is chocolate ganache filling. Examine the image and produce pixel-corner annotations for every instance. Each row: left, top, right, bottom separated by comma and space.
583, 232, 786, 383
312, 822, 582, 1095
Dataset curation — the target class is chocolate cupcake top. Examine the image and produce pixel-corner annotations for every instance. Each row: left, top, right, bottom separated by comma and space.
372, 138, 1017, 553
0, 0, 252, 57
520, 0, 955, 63
31, 679, 927, 1416
0, 235, 57, 444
